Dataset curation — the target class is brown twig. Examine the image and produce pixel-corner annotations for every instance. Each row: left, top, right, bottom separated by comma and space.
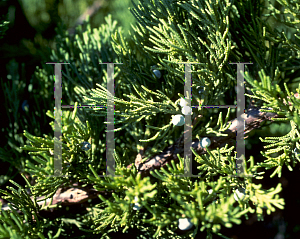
67, 0, 105, 36
1, 185, 109, 212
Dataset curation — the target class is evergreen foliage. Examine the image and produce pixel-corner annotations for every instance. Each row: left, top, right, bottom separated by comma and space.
1, 0, 300, 238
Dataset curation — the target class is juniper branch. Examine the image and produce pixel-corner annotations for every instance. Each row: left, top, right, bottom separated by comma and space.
127, 93, 299, 178
1, 94, 298, 213
126, 107, 276, 177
